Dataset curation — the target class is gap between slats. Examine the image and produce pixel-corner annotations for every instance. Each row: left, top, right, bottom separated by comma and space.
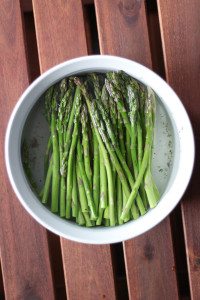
0, 263, 5, 300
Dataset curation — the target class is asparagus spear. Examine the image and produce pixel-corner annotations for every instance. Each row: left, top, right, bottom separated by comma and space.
76, 160, 93, 226
42, 157, 53, 204
50, 87, 60, 213
44, 136, 52, 178
126, 81, 147, 215
76, 159, 89, 213
65, 87, 82, 218
72, 163, 78, 218
75, 77, 116, 226
89, 75, 104, 210
95, 97, 135, 191
105, 78, 131, 135
89, 100, 130, 199
120, 87, 157, 220
117, 175, 123, 225
105, 79, 146, 217
143, 88, 160, 208
57, 79, 68, 216
81, 104, 92, 189
106, 73, 146, 218
92, 129, 100, 210
77, 206, 85, 226
60, 86, 79, 176
77, 137, 97, 220
99, 147, 108, 209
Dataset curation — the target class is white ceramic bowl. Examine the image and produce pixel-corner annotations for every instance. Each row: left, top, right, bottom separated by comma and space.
5, 55, 194, 244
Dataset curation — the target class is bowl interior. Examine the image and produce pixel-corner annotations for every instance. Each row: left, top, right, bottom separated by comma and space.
21, 71, 175, 219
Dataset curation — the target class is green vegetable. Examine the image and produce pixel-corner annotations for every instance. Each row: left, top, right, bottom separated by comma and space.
34, 71, 160, 227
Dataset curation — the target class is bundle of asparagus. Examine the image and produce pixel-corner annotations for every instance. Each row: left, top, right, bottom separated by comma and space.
40, 71, 160, 226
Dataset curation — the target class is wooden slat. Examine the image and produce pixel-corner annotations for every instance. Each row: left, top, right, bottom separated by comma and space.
157, 1, 200, 298
32, 1, 116, 299
94, 0, 179, 299
0, 1, 55, 299
61, 242, 116, 299
95, 0, 151, 68
32, 0, 87, 72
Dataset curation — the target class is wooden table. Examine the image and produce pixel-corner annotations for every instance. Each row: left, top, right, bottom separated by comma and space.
0, 1, 199, 299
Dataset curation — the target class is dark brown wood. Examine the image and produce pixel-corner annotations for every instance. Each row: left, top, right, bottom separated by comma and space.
32, 0, 87, 72
21, 0, 33, 12
23, 12, 40, 81
123, 219, 178, 299
82, 0, 94, 5
0, 263, 5, 299
94, 0, 179, 298
157, 1, 200, 298
61, 242, 116, 299
47, 233, 67, 300
146, 9, 165, 78
0, 1, 55, 299
95, 0, 151, 68
32, 1, 116, 299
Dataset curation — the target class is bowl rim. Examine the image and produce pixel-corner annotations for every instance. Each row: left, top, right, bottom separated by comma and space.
5, 55, 195, 244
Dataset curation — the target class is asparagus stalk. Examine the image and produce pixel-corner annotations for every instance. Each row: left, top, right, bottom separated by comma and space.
40, 72, 160, 227
75, 77, 116, 226
95, 96, 136, 193
92, 129, 100, 210
65, 87, 82, 218
76, 160, 93, 226
77, 137, 97, 220
105, 78, 147, 216
76, 160, 89, 213
117, 176, 123, 225
57, 79, 68, 216
143, 88, 160, 208
89, 75, 105, 210
61, 86, 79, 176
77, 206, 85, 226
99, 147, 108, 209
72, 164, 78, 218
120, 87, 156, 220
126, 81, 147, 215
125, 128, 132, 171
90, 100, 130, 198
81, 104, 92, 189
50, 88, 60, 213
42, 157, 53, 204
105, 78, 131, 135
44, 136, 52, 178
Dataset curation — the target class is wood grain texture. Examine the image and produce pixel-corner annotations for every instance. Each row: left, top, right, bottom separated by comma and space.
0, 1, 55, 299
32, 0, 87, 72
95, 0, 179, 299
61, 242, 116, 300
123, 219, 178, 299
157, 1, 200, 298
32, 1, 116, 299
95, 0, 151, 67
